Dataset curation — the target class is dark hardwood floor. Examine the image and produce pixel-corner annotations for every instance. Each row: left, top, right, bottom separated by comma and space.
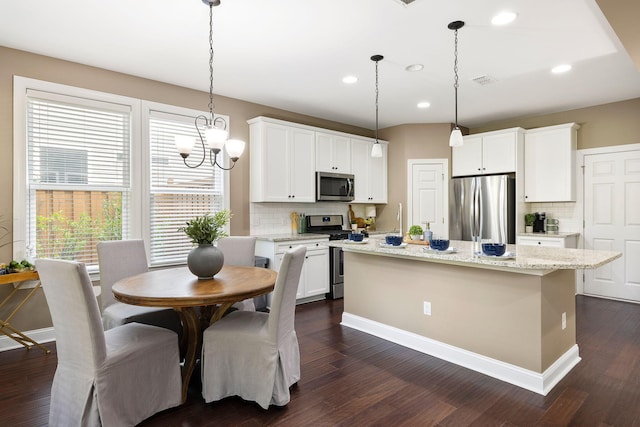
1, 295, 640, 426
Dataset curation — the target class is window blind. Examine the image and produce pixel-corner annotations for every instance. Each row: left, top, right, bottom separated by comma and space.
26, 91, 131, 267
148, 110, 225, 266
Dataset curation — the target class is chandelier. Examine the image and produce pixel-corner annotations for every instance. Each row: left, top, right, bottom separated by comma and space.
174, 0, 245, 170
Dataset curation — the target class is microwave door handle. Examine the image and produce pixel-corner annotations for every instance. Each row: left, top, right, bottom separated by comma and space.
347, 178, 352, 197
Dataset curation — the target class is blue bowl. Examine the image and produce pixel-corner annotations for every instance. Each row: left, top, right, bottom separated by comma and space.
385, 235, 403, 246
430, 239, 450, 251
350, 233, 364, 242
482, 243, 506, 256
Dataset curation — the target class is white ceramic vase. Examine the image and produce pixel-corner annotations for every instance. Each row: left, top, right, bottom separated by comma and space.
187, 244, 224, 279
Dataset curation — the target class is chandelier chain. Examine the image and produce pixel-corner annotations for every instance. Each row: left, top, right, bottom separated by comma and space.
208, 3, 215, 123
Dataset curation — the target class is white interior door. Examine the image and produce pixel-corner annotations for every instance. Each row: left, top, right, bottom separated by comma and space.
583, 148, 640, 301
407, 159, 448, 239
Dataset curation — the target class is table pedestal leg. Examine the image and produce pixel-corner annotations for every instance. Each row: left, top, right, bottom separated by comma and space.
176, 307, 199, 403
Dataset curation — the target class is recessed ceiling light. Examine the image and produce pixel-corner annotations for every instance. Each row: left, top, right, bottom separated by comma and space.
551, 64, 572, 74
417, 101, 431, 109
342, 75, 358, 84
405, 64, 424, 72
491, 11, 517, 26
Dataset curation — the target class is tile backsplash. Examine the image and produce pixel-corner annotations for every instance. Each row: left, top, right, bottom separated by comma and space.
250, 202, 371, 235
526, 202, 581, 233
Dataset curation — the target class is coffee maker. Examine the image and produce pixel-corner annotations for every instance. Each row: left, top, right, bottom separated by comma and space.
533, 212, 546, 233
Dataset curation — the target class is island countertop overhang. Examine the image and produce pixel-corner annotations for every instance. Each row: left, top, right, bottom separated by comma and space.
331, 239, 621, 276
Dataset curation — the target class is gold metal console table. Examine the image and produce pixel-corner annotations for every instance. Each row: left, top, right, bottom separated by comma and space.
0, 271, 50, 353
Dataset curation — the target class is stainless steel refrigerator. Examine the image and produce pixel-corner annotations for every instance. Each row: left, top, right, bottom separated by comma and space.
449, 174, 516, 244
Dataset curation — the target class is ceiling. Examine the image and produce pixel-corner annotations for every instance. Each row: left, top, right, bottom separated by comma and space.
1, 0, 640, 130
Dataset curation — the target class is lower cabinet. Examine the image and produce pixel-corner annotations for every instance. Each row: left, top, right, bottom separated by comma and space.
256, 238, 329, 305
516, 234, 577, 248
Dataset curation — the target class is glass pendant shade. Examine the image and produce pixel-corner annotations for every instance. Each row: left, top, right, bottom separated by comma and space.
371, 143, 383, 158
449, 127, 464, 147
175, 135, 195, 156
205, 126, 229, 151
225, 139, 246, 160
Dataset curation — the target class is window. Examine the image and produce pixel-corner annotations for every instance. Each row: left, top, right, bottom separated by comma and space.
145, 106, 228, 266
14, 77, 230, 271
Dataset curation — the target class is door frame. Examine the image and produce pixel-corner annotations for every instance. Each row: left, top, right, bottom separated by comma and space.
407, 159, 449, 238
576, 143, 640, 295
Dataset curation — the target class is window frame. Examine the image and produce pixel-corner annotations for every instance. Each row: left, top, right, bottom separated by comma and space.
13, 76, 231, 273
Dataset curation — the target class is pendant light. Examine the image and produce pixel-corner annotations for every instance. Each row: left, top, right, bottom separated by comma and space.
175, 0, 245, 170
448, 20, 465, 148
370, 54, 384, 158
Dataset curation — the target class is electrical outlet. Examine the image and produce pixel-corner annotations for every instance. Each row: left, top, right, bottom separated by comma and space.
562, 312, 567, 330
423, 301, 431, 316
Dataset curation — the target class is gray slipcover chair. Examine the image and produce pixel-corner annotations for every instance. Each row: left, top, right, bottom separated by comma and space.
201, 245, 306, 409
97, 239, 181, 333
36, 258, 182, 426
217, 235, 258, 311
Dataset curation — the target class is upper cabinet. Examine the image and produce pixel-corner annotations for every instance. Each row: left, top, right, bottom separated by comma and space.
452, 128, 524, 177
524, 123, 579, 202
351, 138, 388, 203
249, 117, 316, 203
249, 116, 388, 204
316, 132, 351, 173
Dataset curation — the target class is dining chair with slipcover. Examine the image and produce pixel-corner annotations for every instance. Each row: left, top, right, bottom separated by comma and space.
217, 236, 258, 311
36, 258, 182, 427
97, 239, 182, 333
201, 245, 306, 409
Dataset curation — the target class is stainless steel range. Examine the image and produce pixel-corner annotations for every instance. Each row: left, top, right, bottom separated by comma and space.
305, 214, 351, 299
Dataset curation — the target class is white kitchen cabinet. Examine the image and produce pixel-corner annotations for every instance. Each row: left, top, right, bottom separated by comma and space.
249, 117, 316, 203
351, 138, 388, 203
452, 128, 524, 177
316, 132, 351, 173
524, 123, 579, 202
256, 238, 329, 304
517, 234, 577, 248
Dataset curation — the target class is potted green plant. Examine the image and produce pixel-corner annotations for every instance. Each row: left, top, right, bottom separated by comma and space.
178, 210, 231, 279
524, 213, 535, 233
409, 225, 423, 240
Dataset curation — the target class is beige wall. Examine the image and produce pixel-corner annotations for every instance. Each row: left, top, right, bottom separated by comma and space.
471, 97, 640, 150
375, 123, 453, 230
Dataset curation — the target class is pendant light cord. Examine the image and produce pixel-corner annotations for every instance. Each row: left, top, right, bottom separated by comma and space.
453, 27, 459, 128
375, 59, 379, 143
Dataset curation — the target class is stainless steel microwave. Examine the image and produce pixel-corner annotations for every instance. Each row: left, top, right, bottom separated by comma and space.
316, 172, 354, 202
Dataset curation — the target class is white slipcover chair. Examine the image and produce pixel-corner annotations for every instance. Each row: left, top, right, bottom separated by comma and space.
36, 258, 182, 427
201, 245, 306, 409
97, 239, 181, 332
217, 236, 258, 311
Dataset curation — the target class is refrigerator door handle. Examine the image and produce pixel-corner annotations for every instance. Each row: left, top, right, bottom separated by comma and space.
472, 178, 480, 239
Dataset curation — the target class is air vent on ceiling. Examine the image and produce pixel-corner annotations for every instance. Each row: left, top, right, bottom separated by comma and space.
393, 0, 418, 6
471, 75, 498, 85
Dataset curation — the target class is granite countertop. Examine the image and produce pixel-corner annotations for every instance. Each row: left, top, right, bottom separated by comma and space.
332, 238, 620, 275
253, 233, 329, 242
517, 232, 580, 238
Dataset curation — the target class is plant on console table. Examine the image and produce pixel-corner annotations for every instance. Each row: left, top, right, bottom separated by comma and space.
179, 210, 231, 279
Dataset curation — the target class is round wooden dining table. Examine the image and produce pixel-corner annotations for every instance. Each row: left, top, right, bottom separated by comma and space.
112, 265, 277, 403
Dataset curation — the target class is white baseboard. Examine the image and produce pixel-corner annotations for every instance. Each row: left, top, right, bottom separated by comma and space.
0, 327, 55, 352
341, 312, 580, 395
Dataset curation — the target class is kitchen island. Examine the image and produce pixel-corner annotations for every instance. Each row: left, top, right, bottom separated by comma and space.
331, 238, 621, 395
